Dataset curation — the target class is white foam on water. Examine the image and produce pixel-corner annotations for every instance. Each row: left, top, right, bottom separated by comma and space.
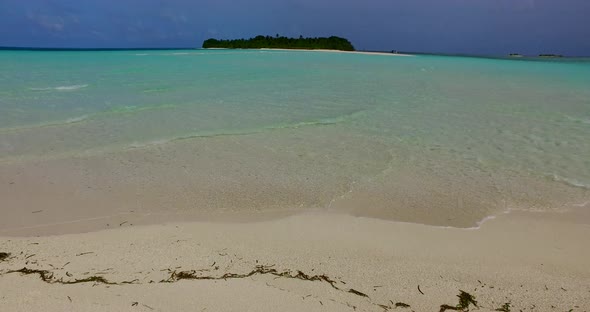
473, 215, 497, 228
461, 208, 517, 230
65, 115, 89, 124
31, 84, 89, 91
354, 210, 505, 232
551, 174, 590, 189
55, 84, 89, 91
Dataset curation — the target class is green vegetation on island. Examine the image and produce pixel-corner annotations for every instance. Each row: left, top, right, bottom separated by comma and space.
202, 35, 355, 51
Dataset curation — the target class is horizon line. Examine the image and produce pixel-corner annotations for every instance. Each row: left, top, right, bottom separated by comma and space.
1, 46, 587, 58
0, 46, 197, 51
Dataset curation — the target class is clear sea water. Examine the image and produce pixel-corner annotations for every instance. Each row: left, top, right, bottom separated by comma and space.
1, 49, 589, 228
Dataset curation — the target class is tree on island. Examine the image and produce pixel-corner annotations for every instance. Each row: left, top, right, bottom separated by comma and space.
202, 35, 355, 51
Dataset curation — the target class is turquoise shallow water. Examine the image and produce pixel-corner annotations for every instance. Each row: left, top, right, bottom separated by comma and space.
1, 49, 589, 227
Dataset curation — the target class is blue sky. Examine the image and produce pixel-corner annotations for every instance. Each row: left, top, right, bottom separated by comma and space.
0, 0, 589, 55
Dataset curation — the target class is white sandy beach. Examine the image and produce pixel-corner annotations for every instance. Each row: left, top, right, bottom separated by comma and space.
207, 47, 414, 56
1, 207, 589, 311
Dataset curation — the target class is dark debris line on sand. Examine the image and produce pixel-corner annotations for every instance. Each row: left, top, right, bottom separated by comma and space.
3, 260, 415, 309
163, 264, 344, 290
164, 264, 408, 308
348, 288, 369, 298
0, 252, 10, 261
4, 262, 353, 292
5, 267, 139, 285
2, 256, 563, 311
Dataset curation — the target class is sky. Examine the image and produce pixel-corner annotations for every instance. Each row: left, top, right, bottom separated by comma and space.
0, 0, 589, 56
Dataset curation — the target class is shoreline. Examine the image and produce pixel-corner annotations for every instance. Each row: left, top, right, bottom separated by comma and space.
2, 201, 587, 237
1, 208, 589, 311
0, 206, 506, 238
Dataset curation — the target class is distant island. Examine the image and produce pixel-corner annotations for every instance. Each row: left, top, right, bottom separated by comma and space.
507, 53, 569, 59
202, 35, 355, 51
539, 54, 563, 58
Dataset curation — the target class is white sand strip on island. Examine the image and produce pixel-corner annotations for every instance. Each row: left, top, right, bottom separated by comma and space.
261, 48, 414, 56
1, 209, 589, 311
205, 47, 414, 56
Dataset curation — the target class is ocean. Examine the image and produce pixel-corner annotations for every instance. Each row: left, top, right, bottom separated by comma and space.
1, 49, 589, 230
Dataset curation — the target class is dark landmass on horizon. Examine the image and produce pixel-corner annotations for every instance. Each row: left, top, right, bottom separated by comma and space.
538, 54, 564, 58
202, 35, 355, 51
399, 50, 589, 62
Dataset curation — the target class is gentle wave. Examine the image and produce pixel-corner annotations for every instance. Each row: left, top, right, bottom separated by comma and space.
142, 87, 172, 93
29, 84, 89, 92
0, 115, 90, 133
102, 104, 177, 115
1, 109, 363, 163
127, 111, 364, 149
64, 115, 90, 124
129, 139, 173, 149
573, 201, 590, 207
551, 174, 590, 189
0, 104, 177, 133
276, 111, 363, 129
564, 115, 590, 124
56, 84, 88, 91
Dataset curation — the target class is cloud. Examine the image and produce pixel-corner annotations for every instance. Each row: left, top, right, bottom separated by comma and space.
26, 11, 66, 32
91, 30, 107, 39
1, 0, 588, 54
161, 9, 189, 24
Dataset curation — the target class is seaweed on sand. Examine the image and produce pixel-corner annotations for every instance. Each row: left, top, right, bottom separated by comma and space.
162, 264, 341, 290
7, 267, 138, 285
495, 302, 511, 312
348, 288, 369, 298
439, 290, 478, 312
